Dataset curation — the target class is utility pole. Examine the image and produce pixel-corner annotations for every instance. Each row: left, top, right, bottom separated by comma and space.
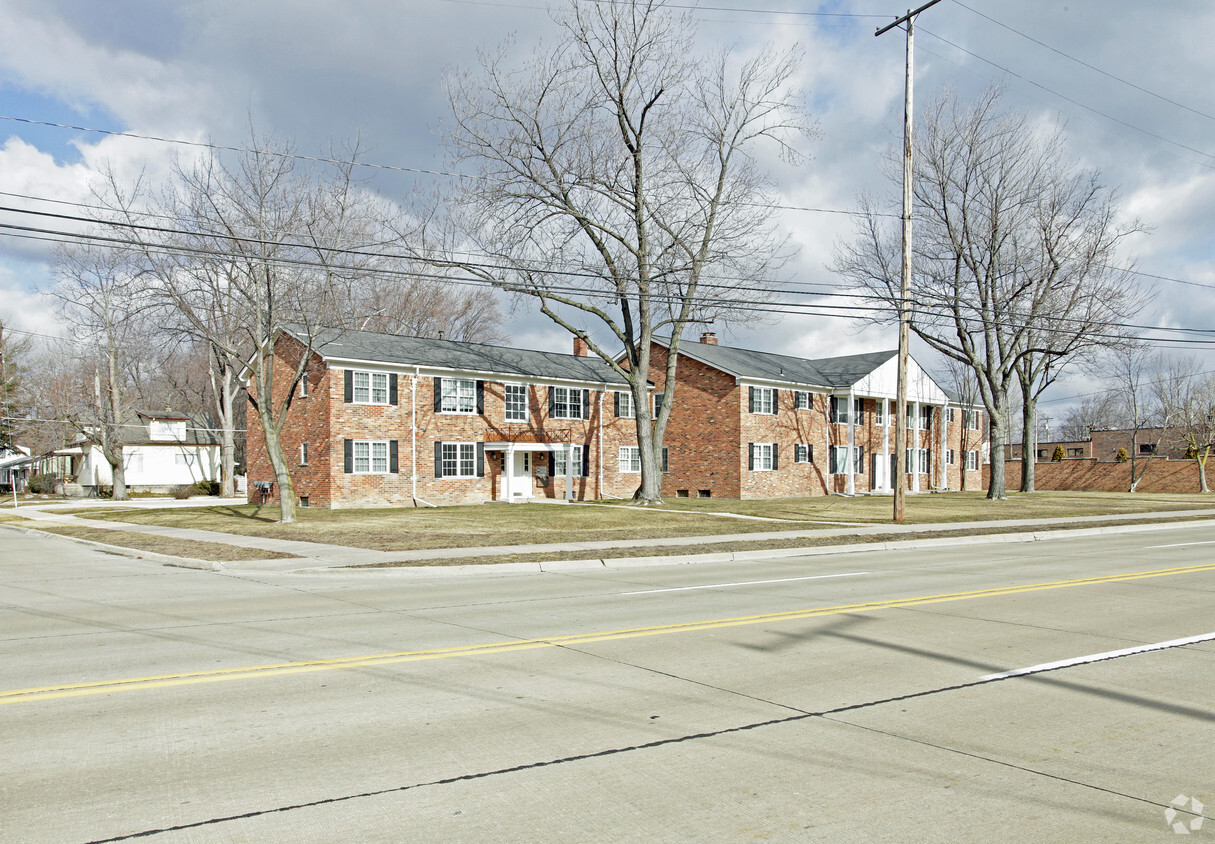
876, 0, 941, 523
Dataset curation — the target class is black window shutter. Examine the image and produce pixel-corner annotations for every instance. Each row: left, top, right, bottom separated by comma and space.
434, 441, 443, 477
548, 386, 555, 416
582, 444, 590, 477
772, 443, 779, 470
344, 370, 353, 403
476, 442, 485, 477
771, 389, 779, 410
343, 439, 353, 473
389, 374, 398, 406
858, 447, 865, 472
614, 392, 622, 417
748, 443, 755, 470
749, 387, 756, 413
476, 381, 484, 414
662, 447, 669, 473
809, 444, 814, 463
433, 377, 442, 412
390, 440, 399, 473
581, 389, 590, 420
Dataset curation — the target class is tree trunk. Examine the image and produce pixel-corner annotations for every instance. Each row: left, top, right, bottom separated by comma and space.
259, 407, 296, 523
631, 380, 663, 505
1020, 393, 1036, 493
1198, 453, 1209, 493
211, 355, 237, 498
986, 387, 1009, 500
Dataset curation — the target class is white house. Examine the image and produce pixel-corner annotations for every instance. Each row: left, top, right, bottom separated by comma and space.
64, 410, 220, 494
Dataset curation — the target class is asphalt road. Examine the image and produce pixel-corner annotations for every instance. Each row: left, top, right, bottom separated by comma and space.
2, 524, 1213, 842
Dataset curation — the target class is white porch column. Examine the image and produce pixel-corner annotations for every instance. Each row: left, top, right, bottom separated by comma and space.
846, 390, 856, 495
883, 397, 890, 491
940, 403, 949, 490
504, 443, 516, 502
912, 400, 921, 493
564, 443, 574, 501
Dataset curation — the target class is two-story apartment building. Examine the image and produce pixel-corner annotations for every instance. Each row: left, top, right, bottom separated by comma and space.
245, 327, 647, 508
648, 333, 984, 499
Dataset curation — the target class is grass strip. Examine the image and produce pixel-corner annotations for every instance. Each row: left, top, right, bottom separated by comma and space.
23, 524, 301, 563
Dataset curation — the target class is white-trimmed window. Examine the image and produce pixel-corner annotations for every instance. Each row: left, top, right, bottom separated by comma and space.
946, 407, 955, 422
751, 443, 775, 471
551, 386, 586, 420
920, 405, 932, 429
749, 387, 775, 415
614, 391, 635, 419
830, 396, 862, 424
298, 375, 308, 398
966, 450, 980, 471
619, 446, 641, 473
830, 445, 862, 474
946, 448, 954, 466
875, 402, 887, 426
905, 447, 930, 474
174, 453, 196, 467
442, 442, 477, 478
794, 391, 811, 410
963, 409, 980, 429
353, 440, 390, 474
300, 442, 308, 466
505, 383, 528, 422
553, 446, 584, 477
794, 443, 813, 464
353, 371, 390, 405
441, 378, 477, 414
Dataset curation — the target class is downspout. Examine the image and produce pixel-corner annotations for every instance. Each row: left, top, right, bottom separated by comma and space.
940, 401, 949, 490
846, 388, 856, 496
411, 367, 437, 508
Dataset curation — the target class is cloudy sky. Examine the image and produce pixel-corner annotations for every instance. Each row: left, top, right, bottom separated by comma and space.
1, 0, 1213, 423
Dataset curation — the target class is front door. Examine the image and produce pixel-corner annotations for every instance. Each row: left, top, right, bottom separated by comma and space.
872, 452, 891, 491
511, 451, 534, 500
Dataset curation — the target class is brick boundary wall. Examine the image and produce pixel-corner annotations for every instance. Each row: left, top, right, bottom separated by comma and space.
984, 458, 1208, 493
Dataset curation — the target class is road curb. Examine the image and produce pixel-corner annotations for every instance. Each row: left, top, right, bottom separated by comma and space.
0, 523, 220, 570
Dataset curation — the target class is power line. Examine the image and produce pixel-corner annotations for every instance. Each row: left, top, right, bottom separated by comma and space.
951, 1, 1215, 124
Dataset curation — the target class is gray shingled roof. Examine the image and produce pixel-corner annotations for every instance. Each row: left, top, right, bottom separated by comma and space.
288, 326, 631, 386
661, 338, 897, 389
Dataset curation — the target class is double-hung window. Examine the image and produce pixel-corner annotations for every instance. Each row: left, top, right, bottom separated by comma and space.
619, 446, 641, 473
353, 372, 389, 404
966, 450, 980, 471
963, 409, 979, 429
505, 383, 528, 422
441, 378, 477, 414
830, 445, 862, 474
353, 440, 390, 474
751, 443, 775, 471
905, 447, 930, 474
830, 396, 861, 424
794, 391, 811, 410
553, 447, 584, 477
614, 391, 635, 418
794, 443, 812, 464
442, 443, 477, 478
749, 387, 775, 414
945, 448, 954, 466
875, 402, 887, 426
551, 386, 586, 420
920, 405, 932, 430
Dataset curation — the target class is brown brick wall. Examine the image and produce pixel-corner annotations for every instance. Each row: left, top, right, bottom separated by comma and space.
246, 335, 641, 508
988, 458, 1206, 493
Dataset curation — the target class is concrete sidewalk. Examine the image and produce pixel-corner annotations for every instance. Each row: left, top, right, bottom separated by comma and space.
6, 500, 1215, 575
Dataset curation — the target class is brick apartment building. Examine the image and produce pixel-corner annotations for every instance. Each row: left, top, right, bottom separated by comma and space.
245, 327, 646, 508
1006, 426, 1188, 463
649, 334, 985, 499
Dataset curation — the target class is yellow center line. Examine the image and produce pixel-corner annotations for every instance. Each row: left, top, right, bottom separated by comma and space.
5, 561, 1214, 705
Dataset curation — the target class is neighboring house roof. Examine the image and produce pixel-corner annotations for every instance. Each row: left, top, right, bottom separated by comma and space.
284, 326, 633, 386
137, 409, 191, 422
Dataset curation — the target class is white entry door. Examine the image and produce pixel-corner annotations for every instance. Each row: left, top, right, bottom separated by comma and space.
872, 452, 890, 491
511, 452, 533, 500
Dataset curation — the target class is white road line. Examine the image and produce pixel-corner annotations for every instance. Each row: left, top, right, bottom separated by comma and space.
622, 571, 869, 595
1145, 540, 1215, 549
981, 632, 1215, 681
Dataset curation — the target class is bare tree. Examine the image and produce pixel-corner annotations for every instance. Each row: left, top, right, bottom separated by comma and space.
940, 357, 981, 491
47, 244, 152, 500
1170, 372, 1215, 493
835, 85, 1140, 500
1107, 345, 1190, 492
443, 0, 816, 503
1058, 390, 1122, 441
0, 320, 33, 451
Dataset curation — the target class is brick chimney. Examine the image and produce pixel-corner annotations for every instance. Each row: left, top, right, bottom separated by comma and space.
573, 335, 590, 356
699, 332, 718, 345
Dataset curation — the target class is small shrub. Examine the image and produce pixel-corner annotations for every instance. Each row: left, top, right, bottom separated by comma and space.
172, 485, 193, 500
1051, 444, 1065, 462
190, 479, 220, 496
1115, 447, 1128, 463
28, 474, 58, 495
